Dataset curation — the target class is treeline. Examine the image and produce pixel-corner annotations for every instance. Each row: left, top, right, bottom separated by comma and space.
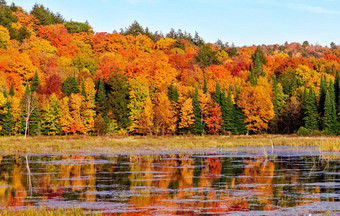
0, 1, 339, 136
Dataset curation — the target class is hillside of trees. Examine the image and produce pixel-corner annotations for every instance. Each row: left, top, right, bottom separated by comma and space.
0, 1, 339, 136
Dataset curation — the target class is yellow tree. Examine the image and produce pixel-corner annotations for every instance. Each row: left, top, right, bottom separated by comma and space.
82, 78, 96, 134
237, 85, 274, 134
59, 96, 73, 135
128, 76, 150, 133
0, 25, 10, 49
69, 93, 85, 134
178, 98, 194, 131
153, 92, 177, 135
134, 96, 154, 135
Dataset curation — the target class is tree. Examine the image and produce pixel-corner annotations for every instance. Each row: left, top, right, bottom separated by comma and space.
272, 76, 288, 116
21, 84, 37, 138
65, 21, 90, 34
191, 85, 203, 134
28, 93, 40, 135
303, 86, 319, 130
31, 3, 64, 25
213, 80, 221, 105
196, 44, 221, 67
237, 85, 275, 134
223, 87, 236, 133
205, 100, 223, 134
96, 77, 108, 116
0, 100, 14, 135
107, 73, 130, 129
318, 75, 327, 118
323, 90, 335, 134
153, 92, 176, 135
178, 98, 195, 132
134, 96, 154, 135
203, 74, 208, 94
167, 83, 179, 102
9, 81, 14, 96
41, 94, 62, 135
31, 70, 39, 92
335, 70, 340, 114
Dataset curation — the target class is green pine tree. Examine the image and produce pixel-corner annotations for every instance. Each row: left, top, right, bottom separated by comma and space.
234, 105, 247, 135
96, 77, 108, 116
224, 87, 236, 133
31, 70, 39, 92
191, 85, 203, 135
303, 86, 319, 130
81, 79, 86, 100
323, 90, 334, 134
1, 100, 14, 136
203, 74, 208, 94
29, 93, 40, 135
249, 69, 257, 86
213, 80, 221, 105
289, 71, 298, 95
335, 70, 340, 114
318, 75, 327, 117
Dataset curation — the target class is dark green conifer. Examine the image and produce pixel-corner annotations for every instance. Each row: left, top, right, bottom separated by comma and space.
335, 69, 340, 113
1, 100, 14, 136
31, 70, 39, 92
224, 86, 236, 133
29, 93, 40, 135
203, 74, 208, 94
96, 77, 108, 115
318, 75, 327, 117
303, 86, 318, 130
213, 80, 221, 105
191, 85, 203, 135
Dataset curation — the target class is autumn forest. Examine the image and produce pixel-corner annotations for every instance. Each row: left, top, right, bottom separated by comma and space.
0, 1, 340, 137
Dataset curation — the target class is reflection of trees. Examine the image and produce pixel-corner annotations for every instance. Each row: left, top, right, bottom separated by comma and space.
0, 154, 338, 214
237, 157, 275, 211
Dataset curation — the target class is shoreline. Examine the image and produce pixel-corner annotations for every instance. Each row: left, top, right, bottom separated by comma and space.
0, 135, 339, 155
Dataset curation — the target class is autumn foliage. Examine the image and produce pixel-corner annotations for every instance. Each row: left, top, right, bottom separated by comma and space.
0, 2, 340, 136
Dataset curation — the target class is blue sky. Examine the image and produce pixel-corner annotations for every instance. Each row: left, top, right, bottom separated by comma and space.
11, 0, 340, 46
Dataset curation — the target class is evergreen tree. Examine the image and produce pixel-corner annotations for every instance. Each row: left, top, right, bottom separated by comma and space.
273, 75, 288, 116
107, 73, 130, 129
253, 52, 264, 77
96, 77, 108, 116
249, 68, 257, 86
29, 93, 40, 135
191, 85, 203, 134
234, 105, 247, 135
168, 83, 179, 102
223, 87, 236, 133
8, 81, 14, 96
303, 86, 318, 130
81, 79, 86, 100
31, 70, 39, 92
213, 80, 221, 105
1, 100, 14, 136
289, 71, 298, 95
71, 76, 79, 94
62, 76, 79, 96
203, 74, 208, 94
335, 69, 340, 113
318, 75, 327, 117
323, 90, 335, 134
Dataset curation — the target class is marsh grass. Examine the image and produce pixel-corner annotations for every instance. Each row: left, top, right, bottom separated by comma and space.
0, 208, 101, 216
0, 135, 339, 155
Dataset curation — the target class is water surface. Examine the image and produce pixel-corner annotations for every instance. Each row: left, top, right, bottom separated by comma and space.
0, 147, 339, 215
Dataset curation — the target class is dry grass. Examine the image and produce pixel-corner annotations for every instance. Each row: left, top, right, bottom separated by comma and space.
0, 208, 101, 216
0, 135, 339, 155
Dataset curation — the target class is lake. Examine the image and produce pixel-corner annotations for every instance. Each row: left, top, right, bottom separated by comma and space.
0, 146, 339, 215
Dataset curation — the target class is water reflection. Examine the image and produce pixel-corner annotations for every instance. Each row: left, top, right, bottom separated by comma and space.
0, 153, 339, 215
